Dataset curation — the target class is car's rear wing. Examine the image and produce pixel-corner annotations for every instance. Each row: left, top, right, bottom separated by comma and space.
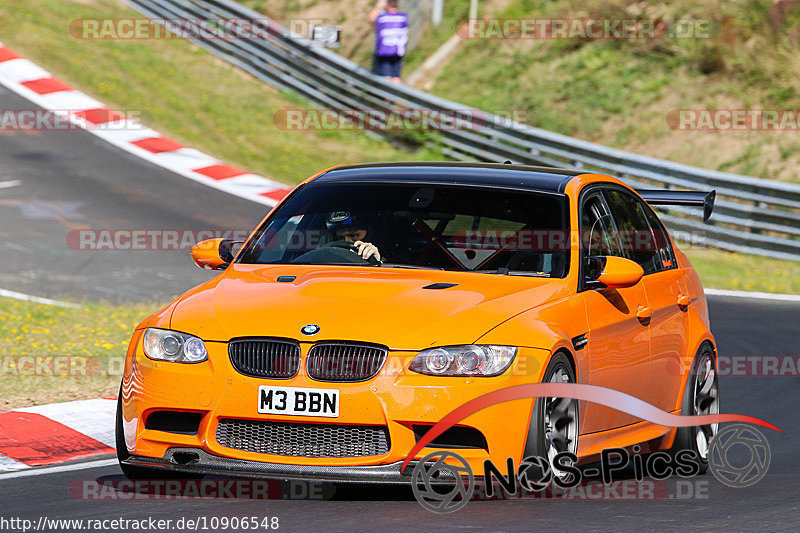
636, 189, 716, 221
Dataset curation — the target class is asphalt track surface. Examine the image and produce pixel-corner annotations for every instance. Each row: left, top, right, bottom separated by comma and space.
1, 79, 799, 532
0, 86, 267, 302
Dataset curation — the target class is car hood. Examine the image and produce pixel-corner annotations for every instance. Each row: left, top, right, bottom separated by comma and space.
168, 265, 566, 349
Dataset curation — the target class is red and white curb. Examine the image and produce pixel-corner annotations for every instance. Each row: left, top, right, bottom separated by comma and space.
0, 42, 292, 207
0, 399, 116, 473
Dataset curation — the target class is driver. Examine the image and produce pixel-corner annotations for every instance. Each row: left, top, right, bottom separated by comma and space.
325, 211, 382, 262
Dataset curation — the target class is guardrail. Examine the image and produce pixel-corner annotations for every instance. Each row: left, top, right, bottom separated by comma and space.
127, 0, 800, 261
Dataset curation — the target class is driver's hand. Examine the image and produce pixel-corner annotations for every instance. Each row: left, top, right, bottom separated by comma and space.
353, 241, 381, 262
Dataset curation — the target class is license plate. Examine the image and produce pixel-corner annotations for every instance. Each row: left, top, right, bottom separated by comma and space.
257, 385, 339, 418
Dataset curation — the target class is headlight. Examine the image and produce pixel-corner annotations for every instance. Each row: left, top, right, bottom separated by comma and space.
142, 328, 208, 363
409, 345, 517, 376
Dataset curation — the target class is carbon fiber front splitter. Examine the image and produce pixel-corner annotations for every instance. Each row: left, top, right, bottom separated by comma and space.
123, 447, 459, 484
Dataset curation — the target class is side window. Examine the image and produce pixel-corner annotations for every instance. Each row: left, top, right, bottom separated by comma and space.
603, 189, 666, 275
641, 204, 677, 270
581, 194, 624, 258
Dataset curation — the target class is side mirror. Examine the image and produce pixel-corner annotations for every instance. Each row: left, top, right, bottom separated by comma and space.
190, 238, 243, 270
586, 256, 643, 289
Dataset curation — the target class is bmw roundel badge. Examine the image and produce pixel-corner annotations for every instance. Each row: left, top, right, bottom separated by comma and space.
301, 324, 320, 336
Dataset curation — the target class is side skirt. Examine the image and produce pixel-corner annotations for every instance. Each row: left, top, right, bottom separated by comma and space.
575, 413, 679, 465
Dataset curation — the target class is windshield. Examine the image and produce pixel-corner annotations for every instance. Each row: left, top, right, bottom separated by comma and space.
237, 181, 570, 277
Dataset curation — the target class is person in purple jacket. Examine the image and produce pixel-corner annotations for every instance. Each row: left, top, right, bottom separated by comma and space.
368, 0, 409, 83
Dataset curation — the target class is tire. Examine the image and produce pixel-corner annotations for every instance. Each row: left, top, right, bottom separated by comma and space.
115, 387, 199, 480
669, 343, 719, 474
522, 352, 579, 481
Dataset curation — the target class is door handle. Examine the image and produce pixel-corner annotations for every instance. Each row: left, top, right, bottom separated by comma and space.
677, 293, 691, 310
636, 305, 652, 323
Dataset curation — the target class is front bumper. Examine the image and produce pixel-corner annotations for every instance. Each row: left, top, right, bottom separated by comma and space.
124, 447, 459, 484
121, 333, 550, 477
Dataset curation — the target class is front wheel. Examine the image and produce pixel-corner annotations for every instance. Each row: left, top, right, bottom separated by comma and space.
523, 352, 579, 482
670, 343, 719, 474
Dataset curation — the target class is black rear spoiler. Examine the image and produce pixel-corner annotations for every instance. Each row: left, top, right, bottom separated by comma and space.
636, 189, 716, 221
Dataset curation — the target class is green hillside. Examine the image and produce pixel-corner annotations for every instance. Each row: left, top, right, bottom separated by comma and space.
422, 0, 800, 183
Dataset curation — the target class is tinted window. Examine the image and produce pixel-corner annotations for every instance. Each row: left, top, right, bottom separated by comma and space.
604, 189, 665, 274
238, 182, 570, 277
581, 194, 624, 258
640, 203, 676, 270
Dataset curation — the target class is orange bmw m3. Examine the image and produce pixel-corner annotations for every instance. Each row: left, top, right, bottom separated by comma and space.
117, 162, 719, 482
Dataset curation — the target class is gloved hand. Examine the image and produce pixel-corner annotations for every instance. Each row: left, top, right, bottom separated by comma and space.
353, 240, 381, 262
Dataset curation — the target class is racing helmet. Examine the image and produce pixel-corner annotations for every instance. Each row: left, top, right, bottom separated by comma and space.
326, 210, 364, 230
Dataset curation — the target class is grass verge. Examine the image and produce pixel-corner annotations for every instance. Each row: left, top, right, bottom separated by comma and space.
0, 297, 161, 410
682, 246, 800, 294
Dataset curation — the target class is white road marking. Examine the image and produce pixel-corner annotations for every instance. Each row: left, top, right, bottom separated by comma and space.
151, 147, 220, 171
3, 241, 31, 253
38, 90, 103, 111
705, 288, 800, 302
93, 286, 117, 294
0, 58, 49, 84
0, 288, 80, 308
92, 126, 161, 145
0, 458, 118, 481
0, 180, 21, 189
0, 455, 30, 472
221, 174, 288, 194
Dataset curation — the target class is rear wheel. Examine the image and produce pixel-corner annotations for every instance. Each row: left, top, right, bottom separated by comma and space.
523, 352, 579, 482
670, 343, 719, 473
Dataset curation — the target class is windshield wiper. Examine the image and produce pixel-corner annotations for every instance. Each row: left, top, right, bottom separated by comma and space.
286, 262, 374, 267
380, 263, 445, 271
472, 269, 550, 277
